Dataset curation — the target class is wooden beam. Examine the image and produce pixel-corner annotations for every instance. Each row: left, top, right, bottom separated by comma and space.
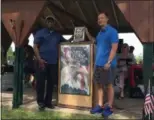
47, 1, 94, 30
75, 0, 88, 23
2, 0, 46, 46
92, 0, 99, 15
70, 20, 75, 28
111, 0, 119, 27
59, 0, 65, 10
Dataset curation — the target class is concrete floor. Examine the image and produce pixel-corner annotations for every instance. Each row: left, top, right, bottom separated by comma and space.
1, 88, 144, 119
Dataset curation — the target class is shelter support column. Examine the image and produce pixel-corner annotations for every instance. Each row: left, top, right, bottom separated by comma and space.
143, 43, 153, 91
142, 43, 153, 120
2, 0, 46, 108
13, 47, 24, 108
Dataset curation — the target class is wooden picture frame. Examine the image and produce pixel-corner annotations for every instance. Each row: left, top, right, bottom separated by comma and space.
58, 42, 93, 109
73, 27, 85, 42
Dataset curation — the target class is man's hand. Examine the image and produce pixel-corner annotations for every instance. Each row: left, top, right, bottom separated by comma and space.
84, 27, 95, 43
85, 27, 90, 36
104, 63, 111, 70
38, 58, 47, 69
33, 44, 47, 69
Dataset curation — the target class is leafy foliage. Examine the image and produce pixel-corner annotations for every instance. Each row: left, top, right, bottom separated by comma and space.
135, 54, 143, 64
7, 47, 15, 60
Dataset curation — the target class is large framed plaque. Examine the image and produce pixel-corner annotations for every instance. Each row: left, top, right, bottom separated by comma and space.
58, 42, 93, 109
73, 27, 85, 42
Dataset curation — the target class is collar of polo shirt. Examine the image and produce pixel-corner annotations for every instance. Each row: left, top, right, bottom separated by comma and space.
100, 24, 109, 32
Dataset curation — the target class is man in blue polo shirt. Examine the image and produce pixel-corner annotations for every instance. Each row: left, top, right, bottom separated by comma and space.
33, 16, 71, 111
85, 12, 119, 117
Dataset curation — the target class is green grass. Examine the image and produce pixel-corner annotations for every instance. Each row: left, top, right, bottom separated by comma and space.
1, 107, 102, 119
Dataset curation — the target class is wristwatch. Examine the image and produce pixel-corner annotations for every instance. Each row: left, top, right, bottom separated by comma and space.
107, 60, 112, 64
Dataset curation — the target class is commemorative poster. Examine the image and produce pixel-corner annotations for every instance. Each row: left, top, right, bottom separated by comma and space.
73, 27, 85, 42
60, 44, 91, 96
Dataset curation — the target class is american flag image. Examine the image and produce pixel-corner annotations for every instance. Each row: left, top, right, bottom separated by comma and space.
144, 79, 154, 116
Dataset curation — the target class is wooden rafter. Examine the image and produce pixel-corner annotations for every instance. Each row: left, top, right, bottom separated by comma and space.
48, 1, 94, 29
70, 20, 75, 28
111, 0, 119, 27
92, 0, 99, 15
59, 0, 65, 10
75, 0, 88, 23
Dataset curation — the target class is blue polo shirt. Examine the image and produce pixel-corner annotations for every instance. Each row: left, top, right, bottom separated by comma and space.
34, 28, 65, 64
95, 25, 119, 67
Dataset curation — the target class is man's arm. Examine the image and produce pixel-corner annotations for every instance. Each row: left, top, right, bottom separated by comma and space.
108, 43, 118, 63
33, 33, 47, 68
107, 30, 119, 63
33, 44, 41, 60
85, 27, 95, 43
33, 31, 42, 60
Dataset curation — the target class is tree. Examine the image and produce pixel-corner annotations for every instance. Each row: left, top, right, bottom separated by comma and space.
135, 54, 143, 64
7, 47, 14, 61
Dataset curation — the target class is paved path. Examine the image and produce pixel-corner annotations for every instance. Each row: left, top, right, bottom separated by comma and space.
1, 88, 144, 119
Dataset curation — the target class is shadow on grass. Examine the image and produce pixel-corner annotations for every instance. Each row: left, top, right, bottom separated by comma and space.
1, 106, 102, 119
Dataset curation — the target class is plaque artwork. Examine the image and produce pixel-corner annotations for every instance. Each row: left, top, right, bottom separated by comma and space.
73, 27, 85, 42
60, 44, 91, 95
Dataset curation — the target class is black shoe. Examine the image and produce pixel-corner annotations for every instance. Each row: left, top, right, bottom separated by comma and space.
45, 104, 55, 109
38, 103, 45, 111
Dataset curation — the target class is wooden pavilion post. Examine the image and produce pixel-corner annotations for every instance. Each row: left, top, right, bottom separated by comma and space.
143, 43, 153, 120
13, 46, 24, 107
8, 18, 25, 108
2, 0, 46, 108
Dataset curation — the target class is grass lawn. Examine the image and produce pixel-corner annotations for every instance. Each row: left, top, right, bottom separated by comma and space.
1, 107, 102, 119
